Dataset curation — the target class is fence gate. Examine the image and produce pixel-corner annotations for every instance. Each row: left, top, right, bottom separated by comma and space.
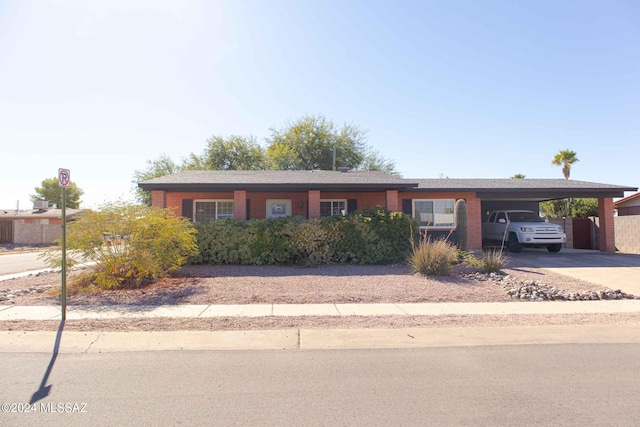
0, 220, 13, 243
572, 218, 593, 249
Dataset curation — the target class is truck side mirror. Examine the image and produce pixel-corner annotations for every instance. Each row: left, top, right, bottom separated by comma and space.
498, 218, 506, 224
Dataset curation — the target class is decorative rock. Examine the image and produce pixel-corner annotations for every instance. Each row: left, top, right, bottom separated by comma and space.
462, 271, 638, 302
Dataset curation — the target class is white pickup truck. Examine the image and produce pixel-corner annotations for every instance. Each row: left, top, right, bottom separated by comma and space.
482, 210, 566, 253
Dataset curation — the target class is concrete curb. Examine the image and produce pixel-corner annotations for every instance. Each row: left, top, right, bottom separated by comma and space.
2, 325, 640, 352
2, 300, 640, 321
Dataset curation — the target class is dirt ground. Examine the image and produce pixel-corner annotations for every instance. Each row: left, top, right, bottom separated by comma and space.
2, 257, 639, 331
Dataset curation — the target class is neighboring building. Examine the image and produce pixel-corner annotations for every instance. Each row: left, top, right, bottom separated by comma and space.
614, 192, 640, 216
0, 207, 83, 244
139, 170, 637, 253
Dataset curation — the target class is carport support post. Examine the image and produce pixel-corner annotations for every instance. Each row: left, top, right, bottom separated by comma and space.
61, 188, 67, 320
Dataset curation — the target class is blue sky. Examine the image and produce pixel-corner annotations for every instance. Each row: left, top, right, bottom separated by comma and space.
1, 0, 638, 209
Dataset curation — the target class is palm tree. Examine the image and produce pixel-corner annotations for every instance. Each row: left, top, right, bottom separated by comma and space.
552, 149, 579, 180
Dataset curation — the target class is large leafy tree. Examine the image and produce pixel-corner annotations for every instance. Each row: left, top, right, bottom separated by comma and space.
31, 177, 84, 209
266, 115, 396, 173
132, 154, 182, 205
552, 149, 579, 180
540, 198, 599, 218
511, 173, 526, 179
202, 135, 267, 170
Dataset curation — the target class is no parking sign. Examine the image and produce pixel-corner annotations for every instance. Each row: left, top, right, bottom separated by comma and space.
58, 168, 71, 187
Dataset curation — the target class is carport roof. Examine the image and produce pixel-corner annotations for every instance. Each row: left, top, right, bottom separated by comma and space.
410, 178, 637, 201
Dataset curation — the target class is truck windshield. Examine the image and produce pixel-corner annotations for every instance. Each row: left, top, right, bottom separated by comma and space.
507, 212, 544, 222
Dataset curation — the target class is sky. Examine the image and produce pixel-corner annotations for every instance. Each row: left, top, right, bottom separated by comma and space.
1, 0, 638, 209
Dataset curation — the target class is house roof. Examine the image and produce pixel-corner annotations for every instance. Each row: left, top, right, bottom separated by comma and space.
0, 209, 84, 219
138, 170, 637, 201
139, 170, 418, 192
410, 178, 637, 201
614, 192, 640, 208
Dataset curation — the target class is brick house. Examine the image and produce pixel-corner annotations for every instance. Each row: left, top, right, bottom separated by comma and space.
614, 192, 640, 216
139, 170, 636, 253
0, 208, 83, 244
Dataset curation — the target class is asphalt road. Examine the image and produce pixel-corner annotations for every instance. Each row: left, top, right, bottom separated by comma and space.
1, 344, 639, 426
0, 252, 48, 275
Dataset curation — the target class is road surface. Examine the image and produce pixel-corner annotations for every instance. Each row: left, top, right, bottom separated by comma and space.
0, 252, 49, 275
1, 344, 639, 426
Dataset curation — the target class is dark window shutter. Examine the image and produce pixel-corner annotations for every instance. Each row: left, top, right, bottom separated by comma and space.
306, 199, 309, 219
402, 199, 413, 215
182, 199, 193, 221
347, 199, 357, 214
246, 199, 251, 220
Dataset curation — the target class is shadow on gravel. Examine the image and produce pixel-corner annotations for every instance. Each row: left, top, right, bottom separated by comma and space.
65, 281, 208, 306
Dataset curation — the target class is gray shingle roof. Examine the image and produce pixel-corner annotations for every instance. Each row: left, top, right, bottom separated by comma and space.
141, 170, 410, 185
139, 170, 416, 191
137, 170, 637, 199
411, 178, 636, 191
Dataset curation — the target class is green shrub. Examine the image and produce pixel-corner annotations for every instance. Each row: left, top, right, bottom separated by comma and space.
42, 201, 198, 289
192, 207, 417, 265
408, 235, 458, 276
480, 249, 509, 273
333, 207, 417, 264
191, 219, 252, 264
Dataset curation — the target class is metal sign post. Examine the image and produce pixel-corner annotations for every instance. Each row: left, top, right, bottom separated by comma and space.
58, 168, 70, 321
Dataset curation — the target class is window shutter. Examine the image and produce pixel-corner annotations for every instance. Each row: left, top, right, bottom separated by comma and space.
182, 199, 193, 221
402, 199, 413, 215
246, 199, 251, 220
347, 199, 357, 214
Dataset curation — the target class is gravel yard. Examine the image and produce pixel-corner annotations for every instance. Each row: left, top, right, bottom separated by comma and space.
2, 256, 639, 331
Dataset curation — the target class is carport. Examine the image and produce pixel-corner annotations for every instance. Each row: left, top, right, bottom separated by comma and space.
412, 179, 637, 253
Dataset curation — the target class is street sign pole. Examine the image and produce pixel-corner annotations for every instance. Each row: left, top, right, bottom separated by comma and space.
61, 187, 67, 321
58, 168, 70, 321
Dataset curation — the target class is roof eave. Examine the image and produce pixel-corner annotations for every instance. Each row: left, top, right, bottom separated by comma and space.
138, 182, 418, 192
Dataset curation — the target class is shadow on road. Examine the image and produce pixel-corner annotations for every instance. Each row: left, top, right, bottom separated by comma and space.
29, 320, 64, 404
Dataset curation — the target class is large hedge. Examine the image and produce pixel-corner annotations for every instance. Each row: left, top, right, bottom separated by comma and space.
191, 207, 418, 265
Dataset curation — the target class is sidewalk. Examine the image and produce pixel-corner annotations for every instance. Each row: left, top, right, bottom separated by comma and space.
2, 299, 640, 321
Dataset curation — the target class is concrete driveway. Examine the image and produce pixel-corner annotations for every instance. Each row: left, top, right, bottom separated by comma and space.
507, 249, 640, 295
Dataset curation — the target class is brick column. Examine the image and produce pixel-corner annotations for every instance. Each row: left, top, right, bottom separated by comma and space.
466, 195, 482, 251
598, 197, 615, 253
308, 190, 321, 219
151, 190, 166, 208
234, 190, 247, 220
386, 190, 399, 212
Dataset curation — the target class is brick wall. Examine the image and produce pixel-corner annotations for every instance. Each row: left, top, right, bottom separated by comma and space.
598, 197, 615, 252
14, 223, 62, 244
614, 215, 640, 254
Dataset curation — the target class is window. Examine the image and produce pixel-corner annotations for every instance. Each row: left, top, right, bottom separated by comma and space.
194, 200, 234, 222
320, 200, 346, 218
266, 199, 292, 218
413, 199, 455, 228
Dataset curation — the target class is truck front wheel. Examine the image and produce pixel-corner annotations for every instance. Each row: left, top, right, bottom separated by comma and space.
507, 233, 523, 253
547, 244, 562, 253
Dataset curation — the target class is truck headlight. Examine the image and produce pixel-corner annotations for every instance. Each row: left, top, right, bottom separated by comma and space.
519, 227, 534, 232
